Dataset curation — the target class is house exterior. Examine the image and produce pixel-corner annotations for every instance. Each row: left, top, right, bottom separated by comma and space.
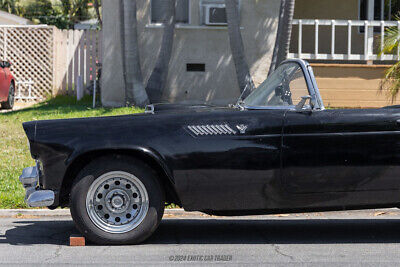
290, 0, 400, 107
0, 10, 32, 25
101, 0, 280, 107
101, 0, 400, 108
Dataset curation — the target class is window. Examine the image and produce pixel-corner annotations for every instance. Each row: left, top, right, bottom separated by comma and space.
151, 0, 189, 24
203, 3, 227, 25
360, 0, 400, 21
359, 0, 400, 31
359, 0, 400, 33
200, 0, 239, 26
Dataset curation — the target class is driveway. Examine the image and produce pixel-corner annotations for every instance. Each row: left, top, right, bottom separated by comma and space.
1, 209, 400, 265
0, 102, 36, 113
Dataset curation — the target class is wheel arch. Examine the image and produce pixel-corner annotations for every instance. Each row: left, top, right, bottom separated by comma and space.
59, 148, 181, 208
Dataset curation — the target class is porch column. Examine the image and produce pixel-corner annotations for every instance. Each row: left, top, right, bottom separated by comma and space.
366, 0, 374, 62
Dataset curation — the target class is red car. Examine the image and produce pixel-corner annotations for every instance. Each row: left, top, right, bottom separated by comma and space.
0, 61, 15, 110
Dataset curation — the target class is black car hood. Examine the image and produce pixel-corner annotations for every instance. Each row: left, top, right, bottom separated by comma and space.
22, 103, 235, 141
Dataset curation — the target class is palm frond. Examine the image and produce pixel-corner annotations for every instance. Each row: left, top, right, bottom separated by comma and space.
379, 14, 400, 101
380, 61, 400, 102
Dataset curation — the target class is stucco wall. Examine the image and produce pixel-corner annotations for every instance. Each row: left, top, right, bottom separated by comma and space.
102, 0, 280, 106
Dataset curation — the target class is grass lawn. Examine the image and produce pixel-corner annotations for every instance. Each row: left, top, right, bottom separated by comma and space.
0, 95, 142, 208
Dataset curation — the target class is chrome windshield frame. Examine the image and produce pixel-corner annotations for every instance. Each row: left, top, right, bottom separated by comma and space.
243, 59, 325, 111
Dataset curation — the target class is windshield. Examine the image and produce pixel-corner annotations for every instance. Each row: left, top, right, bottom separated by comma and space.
243, 62, 310, 107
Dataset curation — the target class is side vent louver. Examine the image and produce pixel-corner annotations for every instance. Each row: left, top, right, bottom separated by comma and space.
187, 124, 236, 136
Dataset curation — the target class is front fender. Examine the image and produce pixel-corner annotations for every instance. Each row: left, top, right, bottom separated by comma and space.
66, 146, 174, 184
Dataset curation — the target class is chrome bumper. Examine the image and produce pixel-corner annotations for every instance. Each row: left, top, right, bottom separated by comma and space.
19, 165, 55, 207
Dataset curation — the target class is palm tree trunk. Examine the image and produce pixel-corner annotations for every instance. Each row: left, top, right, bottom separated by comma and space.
146, 0, 176, 103
277, 0, 295, 66
269, 0, 296, 75
268, 0, 286, 76
93, 0, 102, 26
121, 0, 149, 107
225, 0, 255, 97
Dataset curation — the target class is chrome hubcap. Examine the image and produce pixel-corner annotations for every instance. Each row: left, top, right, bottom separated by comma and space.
86, 171, 149, 233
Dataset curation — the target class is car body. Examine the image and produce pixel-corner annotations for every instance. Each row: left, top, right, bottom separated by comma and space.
0, 61, 15, 109
19, 59, 400, 244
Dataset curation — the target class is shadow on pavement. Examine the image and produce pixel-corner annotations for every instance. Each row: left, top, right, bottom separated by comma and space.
1, 218, 400, 246
0, 220, 76, 246
149, 218, 400, 244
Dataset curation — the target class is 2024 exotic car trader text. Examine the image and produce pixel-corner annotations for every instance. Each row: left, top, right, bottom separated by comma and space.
19, 59, 400, 244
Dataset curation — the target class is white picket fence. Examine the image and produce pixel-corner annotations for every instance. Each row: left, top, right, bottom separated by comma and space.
0, 25, 102, 101
54, 29, 102, 97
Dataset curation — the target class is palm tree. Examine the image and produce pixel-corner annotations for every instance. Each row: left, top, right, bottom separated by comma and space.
225, 0, 255, 98
379, 15, 400, 102
121, 0, 149, 107
269, 0, 296, 76
277, 0, 295, 66
0, 0, 16, 14
59, 0, 91, 24
146, 0, 176, 103
93, 0, 102, 26
268, 0, 285, 76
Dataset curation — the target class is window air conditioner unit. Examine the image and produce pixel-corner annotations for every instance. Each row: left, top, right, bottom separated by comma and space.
203, 4, 227, 26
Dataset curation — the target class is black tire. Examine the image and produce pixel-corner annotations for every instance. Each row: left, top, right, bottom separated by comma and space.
2, 83, 14, 110
70, 155, 165, 245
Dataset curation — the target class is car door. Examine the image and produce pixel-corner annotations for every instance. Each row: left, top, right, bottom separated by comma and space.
170, 108, 286, 212
280, 62, 400, 194
174, 60, 320, 212
0, 64, 7, 101
282, 107, 400, 193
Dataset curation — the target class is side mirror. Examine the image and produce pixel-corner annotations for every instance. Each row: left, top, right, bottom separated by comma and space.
295, 95, 313, 112
3, 61, 11, 68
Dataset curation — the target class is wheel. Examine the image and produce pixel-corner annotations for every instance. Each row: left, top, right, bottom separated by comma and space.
2, 83, 14, 110
70, 155, 165, 245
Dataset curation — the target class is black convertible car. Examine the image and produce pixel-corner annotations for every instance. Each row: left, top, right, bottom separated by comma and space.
19, 59, 400, 244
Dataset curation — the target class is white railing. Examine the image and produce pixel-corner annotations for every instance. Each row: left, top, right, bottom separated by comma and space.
289, 19, 400, 61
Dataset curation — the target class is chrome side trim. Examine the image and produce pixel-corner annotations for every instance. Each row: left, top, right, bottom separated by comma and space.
215, 125, 229, 134
222, 124, 237, 134
284, 130, 400, 137
187, 124, 237, 136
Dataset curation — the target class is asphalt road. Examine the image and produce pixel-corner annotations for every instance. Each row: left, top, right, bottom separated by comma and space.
1, 209, 400, 266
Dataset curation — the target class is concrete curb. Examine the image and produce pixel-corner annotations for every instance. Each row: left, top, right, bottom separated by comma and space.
3, 208, 398, 218
0, 208, 191, 217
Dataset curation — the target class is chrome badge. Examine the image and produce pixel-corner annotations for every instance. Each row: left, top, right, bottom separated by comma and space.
236, 124, 248, 134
